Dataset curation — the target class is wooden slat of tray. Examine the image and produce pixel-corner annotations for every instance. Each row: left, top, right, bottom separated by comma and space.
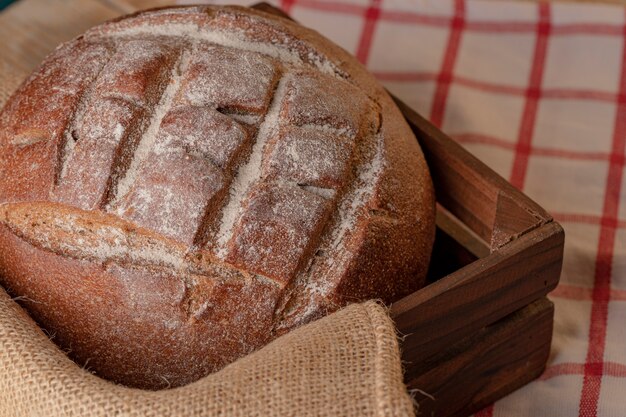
391, 221, 562, 366
393, 99, 553, 251
411, 298, 554, 417
436, 204, 490, 259
388, 96, 564, 416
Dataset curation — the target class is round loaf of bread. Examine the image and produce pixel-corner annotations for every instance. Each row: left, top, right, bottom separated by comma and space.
0, 6, 435, 389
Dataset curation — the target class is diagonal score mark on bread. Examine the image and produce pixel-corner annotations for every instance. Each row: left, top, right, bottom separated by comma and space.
2, 6, 385, 292
0, 201, 262, 284
55, 42, 117, 187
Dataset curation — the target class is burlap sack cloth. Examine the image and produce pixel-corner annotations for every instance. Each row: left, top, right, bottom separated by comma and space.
0, 52, 415, 417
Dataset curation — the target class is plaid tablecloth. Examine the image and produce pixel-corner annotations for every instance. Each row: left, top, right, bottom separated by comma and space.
176, 0, 626, 415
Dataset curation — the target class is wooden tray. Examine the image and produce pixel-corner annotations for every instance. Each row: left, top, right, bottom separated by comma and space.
390, 101, 563, 416
255, 4, 565, 416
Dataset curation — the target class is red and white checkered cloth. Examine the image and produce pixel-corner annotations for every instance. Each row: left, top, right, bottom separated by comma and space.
181, 0, 625, 415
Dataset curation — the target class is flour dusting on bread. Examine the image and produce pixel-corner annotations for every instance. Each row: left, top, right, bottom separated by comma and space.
0, 5, 434, 389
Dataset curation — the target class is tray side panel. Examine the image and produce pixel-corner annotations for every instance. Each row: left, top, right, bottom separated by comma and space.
391, 222, 563, 365
409, 298, 554, 417
394, 98, 552, 249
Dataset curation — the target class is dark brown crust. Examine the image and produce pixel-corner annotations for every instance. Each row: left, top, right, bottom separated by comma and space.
0, 6, 435, 389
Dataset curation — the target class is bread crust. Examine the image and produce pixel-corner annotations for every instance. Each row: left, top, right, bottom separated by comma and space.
0, 6, 435, 389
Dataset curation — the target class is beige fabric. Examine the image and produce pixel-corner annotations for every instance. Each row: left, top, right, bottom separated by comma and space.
0, 288, 414, 417
0, 61, 24, 107
0, 0, 121, 73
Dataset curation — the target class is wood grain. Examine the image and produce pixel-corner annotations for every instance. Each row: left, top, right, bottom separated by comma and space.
436, 204, 489, 259
394, 98, 552, 250
391, 221, 563, 369
387, 70, 563, 417
409, 298, 554, 417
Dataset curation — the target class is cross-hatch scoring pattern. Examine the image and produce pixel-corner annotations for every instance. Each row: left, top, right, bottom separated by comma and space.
48, 34, 379, 288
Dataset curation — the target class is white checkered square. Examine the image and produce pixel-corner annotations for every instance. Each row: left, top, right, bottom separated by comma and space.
534, 98, 617, 154
551, 297, 592, 365
466, 0, 538, 23
290, 6, 364, 55
619, 179, 626, 222
543, 34, 623, 93
602, 300, 626, 366
524, 156, 608, 216
598, 375, 626, 417
442, 84, 525, 143
460, 143, 514, 179
492, 375, 585, 417
611, 228, 626, 291
381, 0, 454, 17
559, 222, 600, 289
382, 79, 437, 118
368, 20, 449, 73
314, 0, 369, 7
552, 3, 625, 25
455, 31, 536, 88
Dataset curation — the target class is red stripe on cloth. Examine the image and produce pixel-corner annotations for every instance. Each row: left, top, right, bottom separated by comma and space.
376, 71, 527, 95
375, 70, 618, 103
447, 75, 525, 95
510, 3, 551, 190
543, 88, 617, 102
551, 285, 594, 301
551, 212, 626, 228
541, 363, 587, 380
551, 284, 626, 302
379, 9, 454, 27
541, 362, 626, 381
452, 133, 517, 149
578, 12, 626, 417
603, 362, 626, 377
453, 133, 611, 161
429, 0, 465, 127
465, 22, 618, 35
518, 146, 609, 161
355, 0, 382, 65
466, 21, 536, 33
374, 71, 439, 82
280, 0, 296, 14
552, 23, 624, 36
